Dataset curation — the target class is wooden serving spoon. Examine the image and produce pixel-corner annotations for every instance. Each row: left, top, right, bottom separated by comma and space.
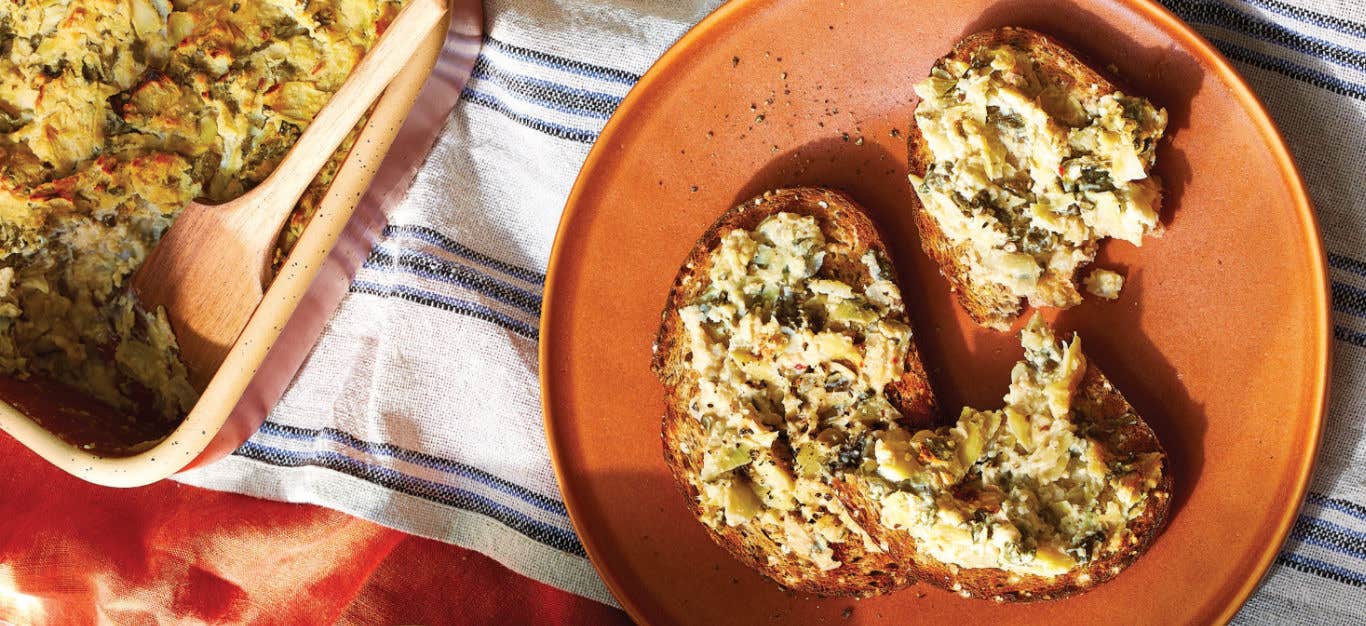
132, 0, 447, 390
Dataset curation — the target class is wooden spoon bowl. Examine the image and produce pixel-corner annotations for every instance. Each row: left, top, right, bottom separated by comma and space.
132, 0, 447, 389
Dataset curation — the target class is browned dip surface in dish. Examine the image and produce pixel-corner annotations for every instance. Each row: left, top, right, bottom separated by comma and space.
0, 0, 401, 446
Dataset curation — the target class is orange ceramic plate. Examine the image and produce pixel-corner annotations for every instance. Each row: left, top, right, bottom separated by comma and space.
541, 0, 1330, 623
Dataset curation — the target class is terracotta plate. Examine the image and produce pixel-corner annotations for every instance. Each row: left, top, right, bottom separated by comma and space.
540, 0, 1330, 623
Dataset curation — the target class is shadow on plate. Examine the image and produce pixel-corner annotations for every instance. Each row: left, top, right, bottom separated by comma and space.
727, 118, 1205, 524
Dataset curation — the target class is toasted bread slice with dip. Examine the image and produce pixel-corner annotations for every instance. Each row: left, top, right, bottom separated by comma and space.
654, 187, 935, 595
908, 27, 1166, 329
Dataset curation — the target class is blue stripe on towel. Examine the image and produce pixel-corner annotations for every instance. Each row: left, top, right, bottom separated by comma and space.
365, 247, 543, 316
1202, 35, 1366, 100
234, 441, 585, 556
1332, 281, 1366, 318
1276, 552, 1366, 587
1164, 0, 1366, 72
468, 69, 616, 121
1239, 0, 1366, 39
382, 224, 546, 285
256, 421, 569, 517
350, 280, 539, 339
460, 87, 600, 143
1308, 492, 1366, 521
1291, 516, 1366, 561
472, 58, 620, 119
1290, 535, 1366, 567
483, 36, 641, 85
1328, 253, 1366, 278
1337, 325, 1366, 348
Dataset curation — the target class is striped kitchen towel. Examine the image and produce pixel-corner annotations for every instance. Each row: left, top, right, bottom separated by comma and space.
176, 0, 1366, 620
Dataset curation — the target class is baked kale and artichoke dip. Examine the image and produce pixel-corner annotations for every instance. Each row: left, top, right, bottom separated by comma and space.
0, 0, 400, 438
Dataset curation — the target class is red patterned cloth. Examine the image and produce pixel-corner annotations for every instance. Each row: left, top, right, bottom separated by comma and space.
0, 436, 627, 625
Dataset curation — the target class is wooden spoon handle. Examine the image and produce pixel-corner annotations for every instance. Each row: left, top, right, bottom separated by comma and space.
231, 0, 447, 235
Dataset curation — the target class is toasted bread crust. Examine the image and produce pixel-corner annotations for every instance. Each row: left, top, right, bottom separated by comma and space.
659, 179, 1170, 598
653, 187, 936, 596
845, 362, 1173, 601
902, 34, 1170, 598
907, 27, 1146, 331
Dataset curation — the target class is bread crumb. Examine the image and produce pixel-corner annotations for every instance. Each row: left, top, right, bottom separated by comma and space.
1084, 269, 1125, 300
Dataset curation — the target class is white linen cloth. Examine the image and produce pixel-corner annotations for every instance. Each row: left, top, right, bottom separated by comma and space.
177, 0, 1366, 619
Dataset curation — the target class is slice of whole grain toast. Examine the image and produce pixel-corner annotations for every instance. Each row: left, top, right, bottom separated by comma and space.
908, 27, 1159, 331
653, 187, 936, 596
654, 187, 1170, 601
